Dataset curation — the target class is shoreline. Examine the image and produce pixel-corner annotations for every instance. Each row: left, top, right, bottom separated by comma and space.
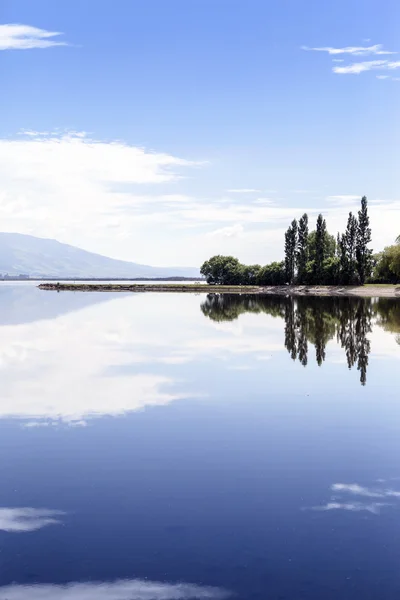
38, 283, 400, 297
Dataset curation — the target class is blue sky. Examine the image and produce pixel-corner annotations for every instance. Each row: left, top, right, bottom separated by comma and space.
1, 0, 399, 266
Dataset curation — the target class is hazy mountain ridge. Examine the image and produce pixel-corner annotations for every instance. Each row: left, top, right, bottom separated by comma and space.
0, 233, 199, 278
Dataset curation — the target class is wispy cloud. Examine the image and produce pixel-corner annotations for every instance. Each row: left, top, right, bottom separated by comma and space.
376, 74, 400, 81
303, 43, 400, 79
252, 198, 276, 205
333, 60, 400, 75
226, 188, 260, 193
208, 224, 244, 237
0, 507, 64, 532
0, 579, 230, 600
302, 44, 396, 56
0, 24, 68, 50
326, 195, 361, 204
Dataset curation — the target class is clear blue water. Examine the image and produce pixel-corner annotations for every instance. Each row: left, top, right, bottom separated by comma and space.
0, 285, 399, 599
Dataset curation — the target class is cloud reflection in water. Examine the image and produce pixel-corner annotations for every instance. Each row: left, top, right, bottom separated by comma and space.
0, 507, 64, 532
310, 481, 400, 514
0, 579, 230, 600
0, 290, 399, 423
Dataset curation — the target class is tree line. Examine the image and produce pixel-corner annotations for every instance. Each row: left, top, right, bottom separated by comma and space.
200, 196, 400, 285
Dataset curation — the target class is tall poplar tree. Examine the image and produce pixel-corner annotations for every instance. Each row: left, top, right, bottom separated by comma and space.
338, 233, 348, 283
285, 219, 298, 284
313, 214, 327, 283
356, 196, 372, 284
345, 212, 358, 284
296, 213, 309, 284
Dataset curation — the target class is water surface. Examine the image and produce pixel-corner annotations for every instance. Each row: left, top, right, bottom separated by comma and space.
0, 285, 399, 599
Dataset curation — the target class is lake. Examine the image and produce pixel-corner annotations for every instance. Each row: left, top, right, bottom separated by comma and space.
0, 284, 399, 600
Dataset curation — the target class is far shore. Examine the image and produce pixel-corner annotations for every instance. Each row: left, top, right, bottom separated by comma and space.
38, 283, 400, 298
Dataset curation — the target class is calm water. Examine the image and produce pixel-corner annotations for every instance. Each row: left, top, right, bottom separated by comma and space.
0, 285, 399, 600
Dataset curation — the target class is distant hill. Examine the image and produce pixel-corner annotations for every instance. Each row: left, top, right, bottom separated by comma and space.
0, 232, 199, 279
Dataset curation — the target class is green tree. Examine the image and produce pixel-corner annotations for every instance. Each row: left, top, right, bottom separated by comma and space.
258, 261, 286, 285
338, 233, 349, 283
356, 196, 372, 284
284, 219, 298, 283
240, 264, 261, 285
313, 214, 327, 283
200, 255, 242, 285
296, 213, 309, 284
371, 250, 397, 283
321, 256, 340, 284
344, 212, 358, 284
308, 230, 336, 262
383, 245, 400, 279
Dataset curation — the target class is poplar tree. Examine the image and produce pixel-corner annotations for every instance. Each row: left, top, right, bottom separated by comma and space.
338, 233, 348, 283
284, 219, 298, 284
296, 213, 309, 284
313, 214, 326, 283
344, 212, 358, 284
356, 196, 372, 284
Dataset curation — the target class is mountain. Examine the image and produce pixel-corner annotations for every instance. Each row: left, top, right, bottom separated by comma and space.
0, 232, 199, 279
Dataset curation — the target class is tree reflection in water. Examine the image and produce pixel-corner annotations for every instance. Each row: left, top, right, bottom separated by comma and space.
200, 294, 399, 386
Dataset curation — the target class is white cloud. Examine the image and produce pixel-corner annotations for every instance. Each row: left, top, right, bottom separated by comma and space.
302, 44, 396, 56
0, 507, 64, 532
0, 131, 198, 259
303, 43, 400, 79
0, 580, 230, 600
333, 60, 400, 75
0, 24, 67, 50
376, 74, 400, 81
0, 130, 399, 266
252, 198, 275, 205
333, 60, 388, 74
207, 224, 243, 237
326, 195, 361, 204
226, 188, 260, 193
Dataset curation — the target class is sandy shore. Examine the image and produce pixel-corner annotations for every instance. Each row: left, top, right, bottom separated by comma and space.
38, 283, 400, 297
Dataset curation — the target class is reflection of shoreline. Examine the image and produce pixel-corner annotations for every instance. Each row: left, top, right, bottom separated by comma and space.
201, 295, 400, 386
